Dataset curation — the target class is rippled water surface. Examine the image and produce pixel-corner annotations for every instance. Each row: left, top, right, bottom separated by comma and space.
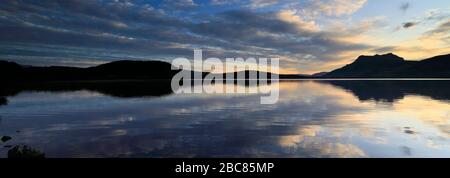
0, 80, 449, 157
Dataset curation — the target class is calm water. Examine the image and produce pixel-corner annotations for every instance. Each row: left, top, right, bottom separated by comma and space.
0, 80, 449, 158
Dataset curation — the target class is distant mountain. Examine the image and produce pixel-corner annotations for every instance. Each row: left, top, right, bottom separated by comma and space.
87, 60, 179, 80
0, 60, 306, 82
311, 72, 328, 77
0, 60, 181, 81
1, 53, 449, 82
221, 70, 308, 79
324, 53, 450, 78
0, 61, 24, 81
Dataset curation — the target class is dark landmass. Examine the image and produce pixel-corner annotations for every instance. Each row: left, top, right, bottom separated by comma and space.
0, 60, 180, 82
311, 72, 329, 77
87, 60, 180, 80
1, 53, 448, 83
324, 53, 450, 78
322, 80, 450, 102
8, 145, 45, 158
1, 136, 12, 142
0, 60, 295, 82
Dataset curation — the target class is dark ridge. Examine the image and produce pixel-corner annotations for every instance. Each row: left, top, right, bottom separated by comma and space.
0, 60, 182, 82
0, 60, 289, 82
311, 72, 329, 77
1, 53, 449, 82
0, 60, 25, 81
87, 60, 179, 80
353, 53, 404, 63
8, 145, 45, 158
24, 66, 88, 81
325, 53, 450, 78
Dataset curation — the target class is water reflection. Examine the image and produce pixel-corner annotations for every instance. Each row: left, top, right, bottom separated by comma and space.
0, 80, 449, 157
322, 80, 450, 102
0, 81, 174, 99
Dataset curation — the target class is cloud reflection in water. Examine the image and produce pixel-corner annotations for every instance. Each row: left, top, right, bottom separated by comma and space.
0, 81, 449, 157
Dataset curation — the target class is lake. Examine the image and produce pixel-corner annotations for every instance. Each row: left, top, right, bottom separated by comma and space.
0, 80, 449, 157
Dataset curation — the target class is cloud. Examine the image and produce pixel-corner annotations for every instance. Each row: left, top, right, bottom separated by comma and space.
428, 19, 450, 34
309, 0, 368, 16
2, 0, 444, 73
396, 8, 449, 32
249, 0, 278, 9
386, 15, 450, 60
189, 9, 372, 65
276, 10, 320, 32
212, 0, 368, 18
0, 0, 378, 73
0, 1, 201, 65
161, 0, 198, 10
403, 22, 417, 28
400, 2, 410, 13
422, 19, 450, 43
210, 0, 241, 6
372, 46, 397, 53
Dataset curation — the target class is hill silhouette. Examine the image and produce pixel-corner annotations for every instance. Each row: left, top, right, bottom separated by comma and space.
0, 53, 449, 82
325, 53, 450, 78
87, 60, 179, 80
0, 61, 25, 81
0, 60, 295, 82
0, 60, 182, 81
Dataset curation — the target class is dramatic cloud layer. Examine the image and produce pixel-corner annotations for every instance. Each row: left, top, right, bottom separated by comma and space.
0, 0, 449, 73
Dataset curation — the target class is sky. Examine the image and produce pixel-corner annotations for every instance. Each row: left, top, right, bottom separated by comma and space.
0, 0, 449, 74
